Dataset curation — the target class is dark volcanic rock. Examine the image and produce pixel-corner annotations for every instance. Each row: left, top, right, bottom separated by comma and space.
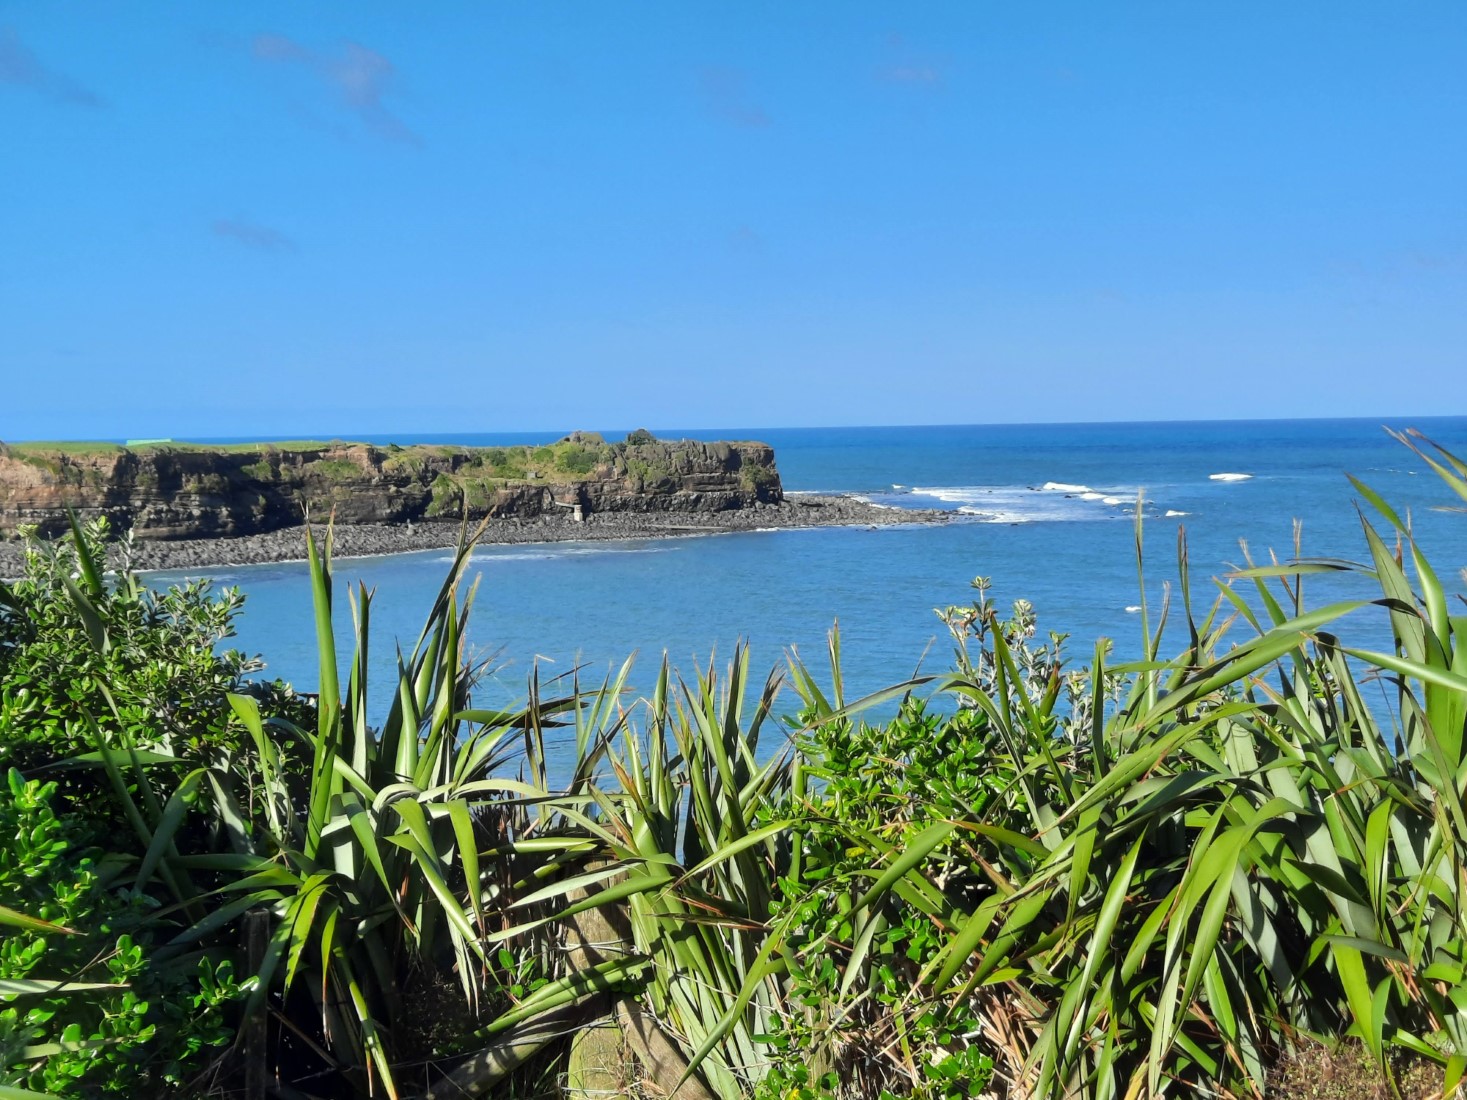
0, 437, 784, 541
0, 494, 953, 577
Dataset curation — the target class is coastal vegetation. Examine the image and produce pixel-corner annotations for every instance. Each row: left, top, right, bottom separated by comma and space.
2, 430, 1466, 1099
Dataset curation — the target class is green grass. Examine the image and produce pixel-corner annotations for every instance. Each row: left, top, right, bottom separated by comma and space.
134, 440, 346, 453
5, 440, 347, 456
5, 441, 129, 455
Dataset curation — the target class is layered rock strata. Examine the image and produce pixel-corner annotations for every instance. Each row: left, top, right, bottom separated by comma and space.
0, 436, 783, 541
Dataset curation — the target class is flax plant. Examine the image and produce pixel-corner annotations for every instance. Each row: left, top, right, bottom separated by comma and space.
905, 431, 1467, 1099
483, 647, 796, 1100
63, 521, 586, 1097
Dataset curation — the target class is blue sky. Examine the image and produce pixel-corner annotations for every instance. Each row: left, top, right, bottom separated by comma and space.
3, 3, 1464, 440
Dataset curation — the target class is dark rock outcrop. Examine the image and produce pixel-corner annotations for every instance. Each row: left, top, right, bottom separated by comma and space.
0, 437, 784, 541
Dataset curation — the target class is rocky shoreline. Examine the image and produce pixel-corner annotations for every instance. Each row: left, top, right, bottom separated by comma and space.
0, 495, 950, 576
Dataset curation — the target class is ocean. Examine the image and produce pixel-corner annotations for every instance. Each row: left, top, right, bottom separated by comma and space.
158, 417, 1467, 750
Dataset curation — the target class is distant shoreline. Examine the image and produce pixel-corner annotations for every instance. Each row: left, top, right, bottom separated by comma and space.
0, 495, 951, 577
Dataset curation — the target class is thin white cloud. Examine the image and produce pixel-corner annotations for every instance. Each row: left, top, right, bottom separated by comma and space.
213, 218, 295, 252
699, 67, 771, 129
0, 26, 103, 106
876, 34, 948, 89
250, 33, 420, 146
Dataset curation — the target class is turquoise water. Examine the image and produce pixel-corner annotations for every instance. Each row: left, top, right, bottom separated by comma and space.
162, 417, 1467, 748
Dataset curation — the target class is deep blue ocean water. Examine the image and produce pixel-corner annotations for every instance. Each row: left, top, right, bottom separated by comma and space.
157, 418, 1467, 751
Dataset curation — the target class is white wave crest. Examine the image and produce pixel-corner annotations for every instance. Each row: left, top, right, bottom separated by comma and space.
957, 507, 1033, 523
1041, 481, 1093, 493
1209, 472, 1252, 482
1125, 605, 1142, 613
912, 484, 1135, 523
1165, 509, 1189, 517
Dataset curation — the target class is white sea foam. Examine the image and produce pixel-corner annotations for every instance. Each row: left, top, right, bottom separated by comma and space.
1164, 509, 1189, 517
957, 507, 1033, 524
909, 486, 978, 503
1209, 472, 1252, 482
1041, 481, 1093, 493
911, 483, 1136, 523
1102, 496, 1122, 505
1080, 492, 1105, 501
1125, 605, 1142, 613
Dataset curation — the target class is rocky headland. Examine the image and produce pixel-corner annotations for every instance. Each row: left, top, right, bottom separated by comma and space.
0, 433, 948, 573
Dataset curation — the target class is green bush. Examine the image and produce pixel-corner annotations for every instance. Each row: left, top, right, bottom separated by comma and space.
553, 443, 601, 477
307, 458, 363, 482
0, 769, 241, 1097
0, 518, 308, 781
0, 518, 310, 1094
740, 463, 778, 495
427, 472, 461, 516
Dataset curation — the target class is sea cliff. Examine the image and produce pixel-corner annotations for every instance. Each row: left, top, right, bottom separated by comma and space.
0, 433, 783, 540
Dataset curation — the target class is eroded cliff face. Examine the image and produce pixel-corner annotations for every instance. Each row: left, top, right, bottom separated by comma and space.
0, 437, 783, 540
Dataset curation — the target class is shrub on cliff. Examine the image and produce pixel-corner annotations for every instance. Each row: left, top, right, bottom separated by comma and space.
741, 462, 778, 495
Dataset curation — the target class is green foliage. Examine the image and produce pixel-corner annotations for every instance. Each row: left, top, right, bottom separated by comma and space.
479, 446, 527, 479
0, 517, 303, 1095
754, 617, 1040, 1098
0, 517, 307, 780
89, 525, 595, 1098
459, 478, 496, 511
380, 449, 426, 475
740, 462, 778, 495
6, 443, 127, 457
624, 456, 671, 490
0, 769, 240, 1097
462, 648, 798, 1100
6, 431, 1467, 1100
554, 446, 599, 476
625, 428, 657, 445
182, 472, 230, 494
427, 472, 461, 517
307, 458, 364, 482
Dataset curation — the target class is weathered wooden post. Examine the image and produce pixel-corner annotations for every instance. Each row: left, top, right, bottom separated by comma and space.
561, 877, 630, 1097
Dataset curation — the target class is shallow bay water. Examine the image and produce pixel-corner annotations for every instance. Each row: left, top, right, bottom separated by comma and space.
155, 417, 1467, 765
